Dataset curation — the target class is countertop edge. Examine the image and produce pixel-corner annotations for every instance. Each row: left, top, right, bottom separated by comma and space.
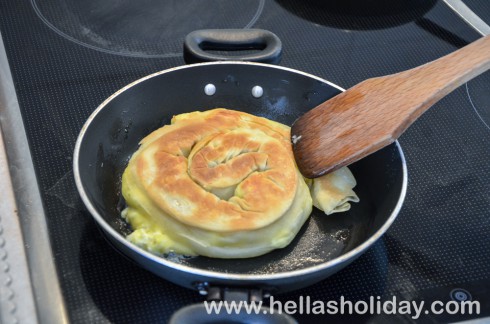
0, 32, 69, 324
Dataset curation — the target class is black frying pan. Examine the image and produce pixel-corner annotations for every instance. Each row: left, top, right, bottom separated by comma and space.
74, 29, 407, 321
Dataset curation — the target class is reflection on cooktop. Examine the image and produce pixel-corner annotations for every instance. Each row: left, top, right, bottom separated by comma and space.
275, 0, 437, 30
31, 0, 265, 58
466, 73, 490, 130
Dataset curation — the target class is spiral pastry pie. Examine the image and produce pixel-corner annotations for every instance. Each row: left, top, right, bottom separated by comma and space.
121, 109, 358, 258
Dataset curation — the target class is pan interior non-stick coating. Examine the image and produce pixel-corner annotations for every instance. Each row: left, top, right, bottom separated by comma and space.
77, 63, 404, 275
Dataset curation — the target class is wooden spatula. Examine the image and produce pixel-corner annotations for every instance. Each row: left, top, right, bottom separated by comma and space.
291, 35, 490, 178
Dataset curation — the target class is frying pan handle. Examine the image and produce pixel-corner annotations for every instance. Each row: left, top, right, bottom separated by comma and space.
184, 29, 282, 64
169, 287, 297, 323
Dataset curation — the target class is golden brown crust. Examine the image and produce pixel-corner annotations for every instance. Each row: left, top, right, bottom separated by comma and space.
122, 108, 359, 258
125, 109, 298, 232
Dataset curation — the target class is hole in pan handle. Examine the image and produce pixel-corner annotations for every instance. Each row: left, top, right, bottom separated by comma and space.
184, 29, 282, 64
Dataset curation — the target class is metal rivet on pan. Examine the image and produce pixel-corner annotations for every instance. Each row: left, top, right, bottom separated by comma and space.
195, 282, 209, 295
251, 85, 264, 98
204, 84, 216, 96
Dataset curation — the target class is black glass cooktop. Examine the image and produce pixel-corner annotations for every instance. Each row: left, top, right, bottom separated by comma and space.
0, 0, 489, 323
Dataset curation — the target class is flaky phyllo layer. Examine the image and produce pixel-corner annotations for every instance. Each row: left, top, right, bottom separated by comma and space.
121, 109, 359, 258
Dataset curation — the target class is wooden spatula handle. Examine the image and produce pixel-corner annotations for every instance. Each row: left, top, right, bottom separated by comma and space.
292, 35, 490, 178
386, 35, 490, 124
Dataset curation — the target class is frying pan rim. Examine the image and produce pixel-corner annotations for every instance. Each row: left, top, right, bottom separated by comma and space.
73, 61, 408, 281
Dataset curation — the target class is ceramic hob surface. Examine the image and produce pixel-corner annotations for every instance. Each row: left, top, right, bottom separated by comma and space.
0, 0, 489, 323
